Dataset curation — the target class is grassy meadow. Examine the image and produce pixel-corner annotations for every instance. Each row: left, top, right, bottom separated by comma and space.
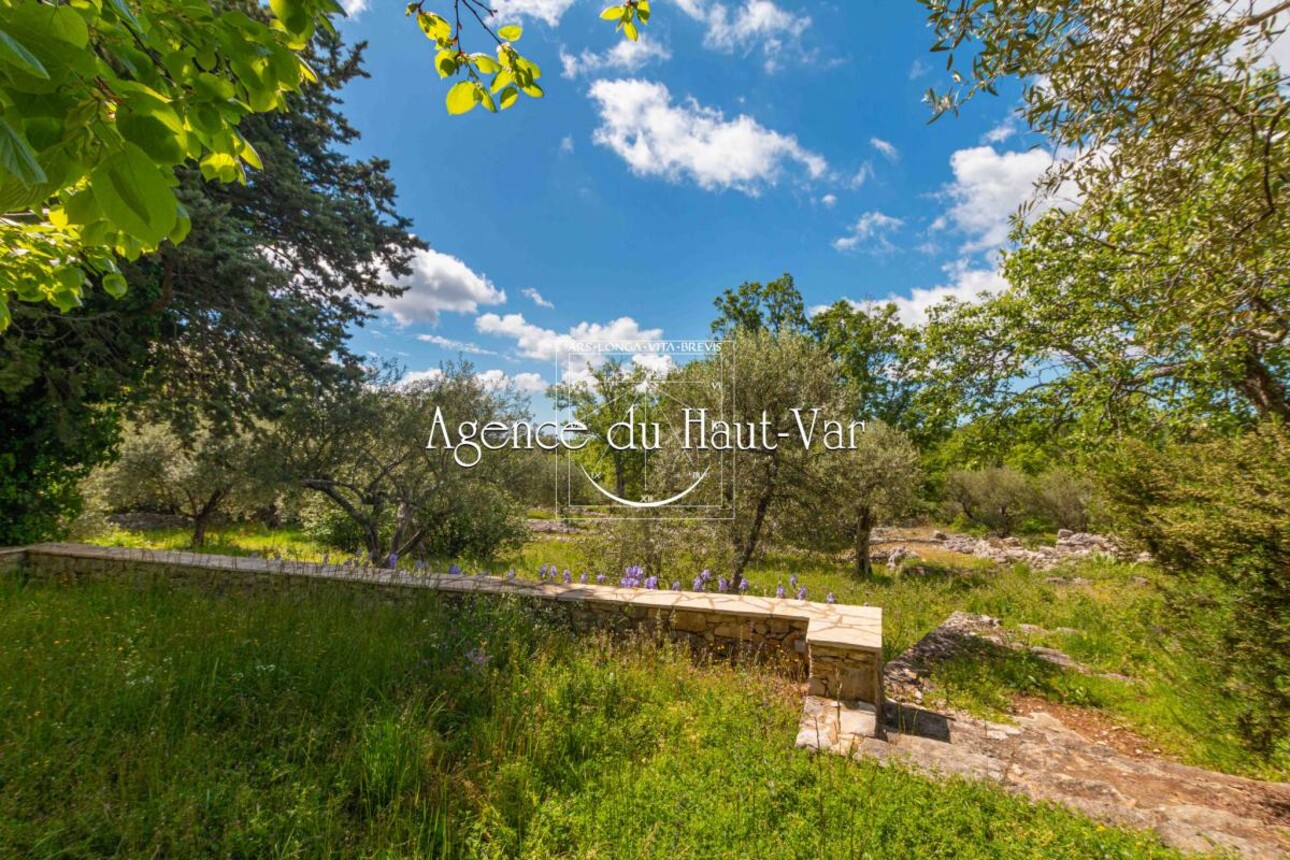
0, 575, 1188, 859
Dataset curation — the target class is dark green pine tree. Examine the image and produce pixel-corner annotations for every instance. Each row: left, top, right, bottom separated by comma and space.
0, 30, 422, 544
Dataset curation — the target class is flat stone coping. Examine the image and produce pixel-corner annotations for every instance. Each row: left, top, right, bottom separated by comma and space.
6, 543, 882, 653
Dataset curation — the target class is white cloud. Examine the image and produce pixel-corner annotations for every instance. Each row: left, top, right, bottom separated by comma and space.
937, 144, 1071, 253
559, 135, 574, 154
476, 368, 549, 394
560, 37, 671, 78
378, 249, 506, 325
909, 57, 930, 79
340, 0, 368, 15
816, 261, 1007, 326
981, 118, 1017, 144
417, 334, 497, 356
847, 162, 874, 188
820, 193, 837, 208
475, 313, 664, 362
870, 137, 899, 161
833, 211, 903, 253
588, 79, 827, 194
489, 0, 577, 26
675, 0, 810, 72
403, 367, 547, 394
522, 287, 554, 308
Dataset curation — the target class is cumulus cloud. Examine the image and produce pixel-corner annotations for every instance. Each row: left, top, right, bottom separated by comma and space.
676, 0, 811, 71
870, 137, 899, 161
378, 249, 506, 325
936, 145, 1068, 253
417, 334, 497, 356
489, 0, 577, 26
588, 79, 827, 194
820, 193, 837, 208
816, 261, 1007, 326
522, 287, 555, 308
560, 36, 672, 78
475, 312, 664, 362
340, 0, 368, 15
908, 57, 930, 79
833, 211, 903, 253
403, 367, 547, 393
847, 162, 874, 188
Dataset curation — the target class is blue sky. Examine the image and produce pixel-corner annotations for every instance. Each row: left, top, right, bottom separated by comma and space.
332, 0, 1057, 414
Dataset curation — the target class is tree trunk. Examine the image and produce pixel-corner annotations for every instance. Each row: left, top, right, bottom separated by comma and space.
854, 505, 874, 577
190, 490, 225, 548
1238, 350, 1290, 421
732, 456, 778, 585
192, 516, 208, 548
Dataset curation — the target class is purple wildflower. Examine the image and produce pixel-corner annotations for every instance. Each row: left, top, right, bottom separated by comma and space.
564, 569, 572, 584
717, 577, 729, 593
826, 592, 837, 604
580, 572, 588, 584
796, 586, 807, 600
387, 552, 399, 569
672, 580, 681, 591
789, 573, 798, 588
448, 563, 462, 576
692, 575, 704, 591
700, 569, 711, 583
776, 584, 787, 599
738, 579, 750, 593
596, 573, 607, 585
644, 575, 658, 590
507, 570, 516, 580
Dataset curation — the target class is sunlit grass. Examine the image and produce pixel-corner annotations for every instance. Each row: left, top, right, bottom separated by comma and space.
0, 577, 1184, 859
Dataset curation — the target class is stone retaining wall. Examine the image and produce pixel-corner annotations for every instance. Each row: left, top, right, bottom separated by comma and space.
1, 543, 884, 721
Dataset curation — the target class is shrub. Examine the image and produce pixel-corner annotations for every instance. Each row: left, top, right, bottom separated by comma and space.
944, 466, 1036, 536
1035, 468, 1095, 532
1099, 422, 1290, 760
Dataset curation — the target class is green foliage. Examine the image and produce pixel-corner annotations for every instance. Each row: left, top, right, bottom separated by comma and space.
710, 272, 810, 339
0, 0, 336, 320
83, 423, 276, 546
919, 1, 1290, 435
0, 577, 1186, 857
1099, 423, 1290, 759
0, 29, 418, 542
278, 362, 532, 560
944, 466, 1035, 536
549, 358, 652, 500
409, 0, 650, 114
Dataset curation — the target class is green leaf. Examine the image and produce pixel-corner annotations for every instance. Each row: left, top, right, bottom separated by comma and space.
471, 53, 502, 74
118, 114, 186, 164
498, 85, 519, 110
519, 80, 544, 98
491, 69, 513, 93
638, 0, 651, 19
0, 297, 10, 332
0, 30, 48, 80
498, 24, 522, 41
103, 272, 129, 298
104, 0, 142, 31
479, 85, 497, 113
270, 0, 311, 36
436, 50, 458, 78
0, 119, 47, 188
515, 56, 542, 81
91, 142, 178, 247
418, 11, 452, 41
623, 20, 639, 41
446, 80, 479, 115
600, 6, 624, 20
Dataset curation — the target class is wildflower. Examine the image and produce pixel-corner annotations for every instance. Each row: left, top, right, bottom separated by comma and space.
596, 573, 607, 585
717, 577, 729, 593
507, 570, 516, 581
580, 572, 588, 584
796, 586, 807, 600
789, 573, 798, 588
672, 581, 681, 591
448, 563, 462, 576
692, 575, 704, 591
738, 579, 750, 593
644, 575, 658, 590
700, 569, 711, 583
776, 584, 786, 599
564, 569, 572, 584
826, 592, 837, 604
387, 552, 399, 569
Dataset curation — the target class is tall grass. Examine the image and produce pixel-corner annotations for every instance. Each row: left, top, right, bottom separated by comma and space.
0, 577, 1183, 859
